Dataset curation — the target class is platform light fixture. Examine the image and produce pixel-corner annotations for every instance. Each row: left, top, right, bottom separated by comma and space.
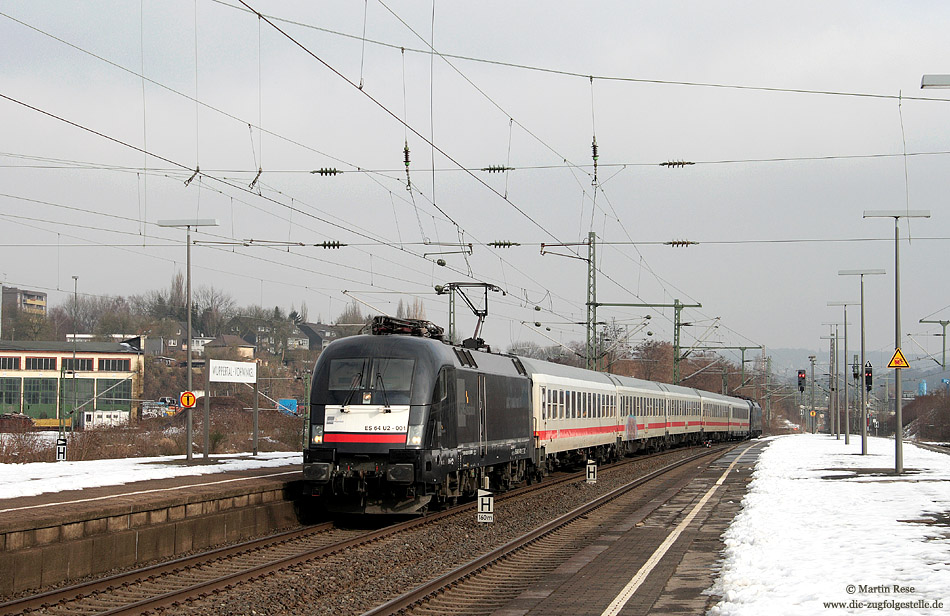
839, 269, 885, 456
157, 218, 218, 462
827, 301, 858, 444
921, 75, 950, 89
863, 209, 930, 474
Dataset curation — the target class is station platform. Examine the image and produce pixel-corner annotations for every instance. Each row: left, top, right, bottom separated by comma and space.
0, 459, 305, 596
493, 441, 767, 616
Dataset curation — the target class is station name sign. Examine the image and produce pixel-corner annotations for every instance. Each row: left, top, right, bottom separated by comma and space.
208, 359, 257, 383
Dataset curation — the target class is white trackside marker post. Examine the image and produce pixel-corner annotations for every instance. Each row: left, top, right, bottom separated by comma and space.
477, 489, 494, 523
586, 460, 598, 484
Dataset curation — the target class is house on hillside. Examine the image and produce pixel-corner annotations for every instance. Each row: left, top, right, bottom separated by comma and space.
142, 319, 190, 355
297, 322, 342, 351
204, 335, 255, 360
224, 316, 309, 355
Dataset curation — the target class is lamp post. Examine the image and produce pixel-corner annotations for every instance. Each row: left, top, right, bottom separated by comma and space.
839, 269, 885, 455
820, 324, 839, 436
808, 355, 816, 433
864, 210, 930, 474
828, 301, 858, 443
157, 218, 218, 461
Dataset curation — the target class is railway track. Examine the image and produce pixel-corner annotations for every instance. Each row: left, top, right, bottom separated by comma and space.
363, 445, 735, 616
0, 445, 728, 615
913, 440, 950, 455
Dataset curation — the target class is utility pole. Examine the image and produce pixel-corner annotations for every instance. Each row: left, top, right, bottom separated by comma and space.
587, 231, 597, 370
864, 210, 929, 473
688, 346, 763, 392
809, 355, 817, 434
919, 318, 949, 368
543, 232, 700, 376
595, 299, 701, 382
821, 329, 837, 436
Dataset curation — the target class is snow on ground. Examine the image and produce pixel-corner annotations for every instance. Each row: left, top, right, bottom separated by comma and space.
0, 451, 302, 500
709, 434, 950, 615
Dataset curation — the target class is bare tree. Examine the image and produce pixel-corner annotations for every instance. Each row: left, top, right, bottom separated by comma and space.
335, 300, 370, 337
408, 297, 426, 320
193, 285, 235, 337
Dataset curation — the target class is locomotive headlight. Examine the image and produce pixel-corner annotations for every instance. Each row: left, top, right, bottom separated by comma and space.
310, 425, 324, 445
406, 425, 424, 447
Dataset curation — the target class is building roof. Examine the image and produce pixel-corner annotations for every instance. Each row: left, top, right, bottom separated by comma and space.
0, 340, 141, 354
205, 334, 256, 348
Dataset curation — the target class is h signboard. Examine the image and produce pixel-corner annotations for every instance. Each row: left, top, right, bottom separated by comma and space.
477, 489, 494, 523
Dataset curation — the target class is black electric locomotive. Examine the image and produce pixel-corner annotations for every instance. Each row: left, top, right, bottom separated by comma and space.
303, 322, 534, 513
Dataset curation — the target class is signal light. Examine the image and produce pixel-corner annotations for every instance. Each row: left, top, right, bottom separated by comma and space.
797, 370, 806, 393
864, 365, 873, 392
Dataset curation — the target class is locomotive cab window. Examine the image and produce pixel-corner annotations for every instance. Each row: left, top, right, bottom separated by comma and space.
327, 357, 414, 405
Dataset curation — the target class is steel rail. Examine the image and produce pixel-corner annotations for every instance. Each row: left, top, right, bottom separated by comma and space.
0, 446, 722, 615
0, 523, 339, 615
362, 445, 735, 616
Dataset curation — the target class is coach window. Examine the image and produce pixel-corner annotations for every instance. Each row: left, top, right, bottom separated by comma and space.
558, 389, 565, 419
540, 386, 546, 419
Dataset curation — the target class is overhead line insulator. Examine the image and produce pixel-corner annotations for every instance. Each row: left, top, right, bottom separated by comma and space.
311, 168, 340, 176
481, 165, 513, 173
591, 137, 599, 186
488, 241, 521, 248
665, 240, 698, 248
320, 241, 344, 249
660, 160, 695, 168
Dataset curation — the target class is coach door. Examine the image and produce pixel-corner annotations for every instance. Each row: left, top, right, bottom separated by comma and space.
478, 374, 487, 457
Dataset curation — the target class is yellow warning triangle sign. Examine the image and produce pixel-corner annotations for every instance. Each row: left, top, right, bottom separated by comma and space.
887, 348, 909, 369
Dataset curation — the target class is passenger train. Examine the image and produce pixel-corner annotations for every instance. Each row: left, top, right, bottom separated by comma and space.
302, 317, 762, 513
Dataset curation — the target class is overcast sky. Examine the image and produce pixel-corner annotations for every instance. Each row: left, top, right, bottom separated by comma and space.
2, 1, 950, 378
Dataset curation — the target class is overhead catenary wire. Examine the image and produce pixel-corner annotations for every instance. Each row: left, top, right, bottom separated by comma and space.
209, 0, 950, 105
3, 7, 859, 352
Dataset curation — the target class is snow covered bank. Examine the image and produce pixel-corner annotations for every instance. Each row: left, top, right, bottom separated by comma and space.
709, 434, 950, 615
0, 451, 302, 500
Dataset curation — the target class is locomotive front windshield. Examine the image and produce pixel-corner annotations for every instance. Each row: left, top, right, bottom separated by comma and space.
326, 357, 414, 405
